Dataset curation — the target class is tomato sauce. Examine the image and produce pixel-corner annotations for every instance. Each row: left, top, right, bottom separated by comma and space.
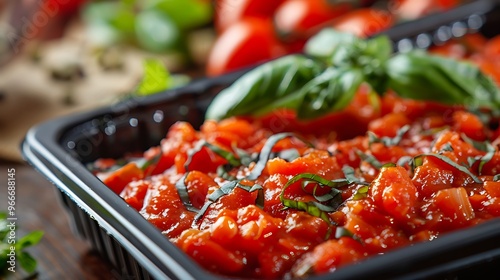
94, 34, 500, 279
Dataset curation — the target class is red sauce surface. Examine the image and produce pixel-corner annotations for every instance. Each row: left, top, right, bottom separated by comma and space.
95, 34, 500, 278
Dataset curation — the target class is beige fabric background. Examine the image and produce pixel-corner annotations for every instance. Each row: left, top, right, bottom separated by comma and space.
0, 20, 210, 162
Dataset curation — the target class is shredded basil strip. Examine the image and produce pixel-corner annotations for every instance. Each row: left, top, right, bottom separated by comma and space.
273, 149, 301, 162
355, 149, 383, 169
352, 186, 369, 200
193, 180, 264, 224
460, 133, 496, 175
412, 153, 482, 183
281, 199, 335, 225
136, 151, 163, 176
342, 165, 370, 186
440, 143, 455, 153
280, 173, 347, 227
174, 173, 199, 213
217, 165, 237, 181
397, 156, 413, 167
247, 133, 312, 180
368, 125, 410, 147
185, 140, 242, 171
493, 174, 500, 181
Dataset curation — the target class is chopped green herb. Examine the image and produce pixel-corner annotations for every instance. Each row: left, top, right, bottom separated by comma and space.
352, 185, 369, 200
460, 133, 496, 175
175, 173, 201, 213
355, 149, 383, 169
1, 212, 43, 276
280, 173, 347, 228
368, 125, 410, 147
248, 133, 312, 180
185, 140, 241, 171
411, 153, 482, 183
342, 165, 370, 186
193, 180, 264, 225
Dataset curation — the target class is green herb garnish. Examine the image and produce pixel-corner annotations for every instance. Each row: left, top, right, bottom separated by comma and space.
342, 165, 370, 186
247, 133, 312, 180
0, 212, 43, 276
193, 180, 264, 225
280, 173, 347, 225
368, 125, 410, 147
355, 149, 383, 169
411, 153, 482, 183
206, 29, 500, 121
174, 173, 200, 213
460, 133, 496, 175
184, 140, 242, 171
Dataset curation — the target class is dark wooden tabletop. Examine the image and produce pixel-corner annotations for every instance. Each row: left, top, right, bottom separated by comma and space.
0, 160, 117, 280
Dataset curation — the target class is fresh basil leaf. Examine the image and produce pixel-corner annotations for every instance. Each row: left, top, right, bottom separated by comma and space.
387, 51, 500, 109
297, 67, 364, 119
205, 55, 323, 121
305, 29, 358, 61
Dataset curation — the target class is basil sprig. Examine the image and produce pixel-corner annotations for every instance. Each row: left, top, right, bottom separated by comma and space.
206, 29, 500, 121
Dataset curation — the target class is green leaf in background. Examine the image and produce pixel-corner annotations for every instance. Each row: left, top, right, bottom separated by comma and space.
0, 213, 43, 276
386, 51, 500, 109
17, 251, 37, 274
135, 10, 181, 53
16, 231, 44, 249
135, 59, 171, 95
143, 0, 213, 30
135, 58, 190, 96
82, 1, 136, 46
205, 55, 323, 120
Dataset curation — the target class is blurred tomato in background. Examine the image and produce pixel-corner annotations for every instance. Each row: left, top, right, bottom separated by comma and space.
1, 0, 465, 76
206, 0, 463, 76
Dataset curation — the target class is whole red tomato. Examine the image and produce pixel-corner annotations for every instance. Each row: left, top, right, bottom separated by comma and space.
273, 0, 353, 52
332, 8, 394, 38
389, 0, 458, 20
274, 0, 353, 36
214, 0, 284, 33
206, 17, 286, 76
44, 0, 87, 15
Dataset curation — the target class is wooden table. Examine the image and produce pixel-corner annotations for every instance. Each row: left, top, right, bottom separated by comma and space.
0, 160, 117, 280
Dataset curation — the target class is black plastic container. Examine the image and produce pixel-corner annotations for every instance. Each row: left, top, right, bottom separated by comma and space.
21, 0, 500, 279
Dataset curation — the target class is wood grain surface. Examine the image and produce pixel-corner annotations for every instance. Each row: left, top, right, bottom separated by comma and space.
0, 161, 117, 280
